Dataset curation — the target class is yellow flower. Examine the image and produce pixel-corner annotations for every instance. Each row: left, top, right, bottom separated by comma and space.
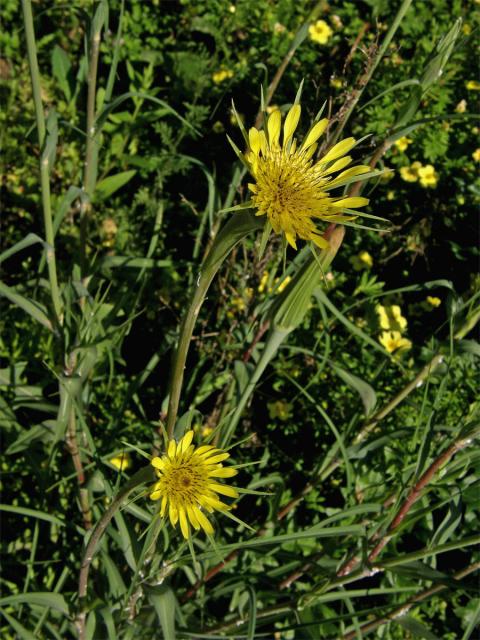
109, 452, 131, 471
267, 400, 292, 421
309, 19, 333, 45
212, 69, 234, 84
400, 161, 422, 183
330, 77, 343, 89
376, 304, 408, 332
150, 430, 238, 539
455, 99, 467, 113
379, 330, 412, 353
418, 164, 438, 188
394, 137, 412, 152
201, 425, 214, 438
426, 296, 441, 308
466, 80, 480, 91
387, 190, 395, 200
350, 250, 373, 270
266, 104, 280, 114
258, 271, 269, 293
243, 102, 371, 249
463, 23, 471, 35
472, 149, 480, 162
275, 275, 291, 293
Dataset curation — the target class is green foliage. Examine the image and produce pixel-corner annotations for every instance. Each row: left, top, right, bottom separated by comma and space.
1, 0, 479, 639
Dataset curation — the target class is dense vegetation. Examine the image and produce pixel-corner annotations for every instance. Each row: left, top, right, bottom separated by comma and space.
1, 1, 479, 638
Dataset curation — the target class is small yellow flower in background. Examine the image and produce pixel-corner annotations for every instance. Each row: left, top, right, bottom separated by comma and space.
350, 250, 373, 270
309, 19, 333, 45
101, 217, 118, 248
267, 400, 292, 421
466, 80, 480, 91
242, 100, 371, 249
258, 271, 269, 293
426, 296, 441, 308
400, 161, 422, 183
201, 425, 214, 438
380, 168, 394, 183
330, 77, 343, 89
109, 452, 131, 471
379, 330, 412, 353
274, 22, 287, 34
150, 430, 238, 539
228, 4, 236, 12
212, 69, 234, 84
275, 275, 291, 293
387, 190, 395, 200
462, 23, 472, 35
266, 104, 280, 115
376, 304, 408, 332
472, 149, 480, 162
394, 136, 412, 152
455, 99, 467, 113
418, 164, 438, 188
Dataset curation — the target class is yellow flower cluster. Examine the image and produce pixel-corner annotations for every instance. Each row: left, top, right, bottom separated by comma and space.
212, 69, 234, 84
376, 304, 411, 354
400, 162, 438, 188
309, 19, 333, 44
227, 287, 253, 318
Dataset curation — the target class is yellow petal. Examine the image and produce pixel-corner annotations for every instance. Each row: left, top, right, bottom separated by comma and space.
203, 452, 230, 464
327, 165, 370, 188
259, 130, 267, 154
160, 495, 168, 516
248, 127, 261, 154
311, 234, 330, 249
150, 488, 162, 501
302, 118, 328, 149
321, 137, 356, 164
167, 439, 176, 459
169, 503, 178, 526
267, 109, 281, 147
208, 466, 238, 478
283, 104, 301, 147
303, 143, 318, 161
285, 232, 297, 249
186, 504, 201, 530
194, 445, 216, 457
201, 494, 229, 511
208, 483, 238, 498
179, 507, 190, 539
332, 197, 369, 209
151, 457, 166, 471
180, 430, 194, 453
320, 156, 352, 176
193, 507, 214, 534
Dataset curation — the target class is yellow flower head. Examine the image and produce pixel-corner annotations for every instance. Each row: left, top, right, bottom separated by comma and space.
109, 452, 131, 471
350, 250, 373, 270
376, 304, 407, 332
400, 161, 422, 183
394, 136, 412, 152
455, 99, 467, 113
466, 80, 480, 91
379, 330, 412, 353
212, 69, 234, 84
426, 296, 441, 308
267, 400, 292, 421
150, 430, 238, 539
309, 19, 333, 45
418, 164, 438, 188
275, 275, 291, 293
472, 149, 480, 162
243, 103, 371, 249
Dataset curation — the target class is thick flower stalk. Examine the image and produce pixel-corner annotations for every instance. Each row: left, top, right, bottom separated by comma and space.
150, 430, 238, 539
232, 101, 372, 249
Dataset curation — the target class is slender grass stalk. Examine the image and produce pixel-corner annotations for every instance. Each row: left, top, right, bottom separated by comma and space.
21, 0, 62, 325
330, 0, 413, 145
79, 10, 103, 276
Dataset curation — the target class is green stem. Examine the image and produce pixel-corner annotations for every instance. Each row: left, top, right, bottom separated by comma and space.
80, 11, 103, 276
21, 0, 62, 325
165, 212, 264, 438
331, 0, 413, 145
76, 465, 155, 640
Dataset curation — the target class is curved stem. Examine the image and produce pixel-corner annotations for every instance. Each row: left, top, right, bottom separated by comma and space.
165, 212, 264, 438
